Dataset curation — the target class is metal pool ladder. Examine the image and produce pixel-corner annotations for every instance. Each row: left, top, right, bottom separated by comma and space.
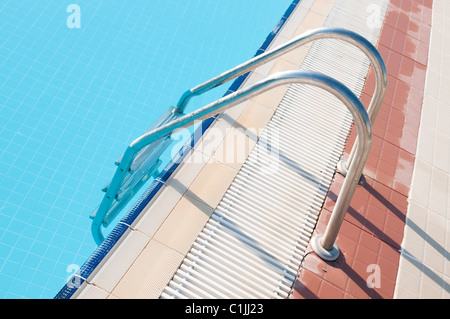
90, 27, 387, 263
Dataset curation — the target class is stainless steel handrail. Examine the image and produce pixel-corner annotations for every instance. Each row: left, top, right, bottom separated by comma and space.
92, 70, 372, 252
92, 27, 386, 252
175, 27, 387, 174
175, 27, 387, 123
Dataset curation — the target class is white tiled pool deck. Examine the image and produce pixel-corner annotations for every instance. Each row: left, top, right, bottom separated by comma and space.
394, 0, 450, 299
70, 0, 449, 299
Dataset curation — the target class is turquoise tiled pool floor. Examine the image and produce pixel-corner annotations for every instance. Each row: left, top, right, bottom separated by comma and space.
0, 0, 292, 298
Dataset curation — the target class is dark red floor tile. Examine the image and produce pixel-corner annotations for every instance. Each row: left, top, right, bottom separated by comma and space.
384, 9, 400, 29
397, 10, 411, 31
410, 61, 427, 90
415, 40, 430, 66
320, 173, 408, 250
294, 219, 401, 299
398, 55, 416, 85
383, 45, 403, 78
383, 75, 398, 106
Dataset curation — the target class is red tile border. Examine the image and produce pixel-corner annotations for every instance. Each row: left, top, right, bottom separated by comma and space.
291, 0, 433, 299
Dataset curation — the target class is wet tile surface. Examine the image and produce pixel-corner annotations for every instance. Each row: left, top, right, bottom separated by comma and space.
291, 0, 433, 299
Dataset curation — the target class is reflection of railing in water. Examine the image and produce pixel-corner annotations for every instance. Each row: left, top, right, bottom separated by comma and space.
89, 107, 178, 228
90, 28, 387, 263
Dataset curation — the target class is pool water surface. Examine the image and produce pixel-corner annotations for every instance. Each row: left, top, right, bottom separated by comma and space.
0, 0, 293, 298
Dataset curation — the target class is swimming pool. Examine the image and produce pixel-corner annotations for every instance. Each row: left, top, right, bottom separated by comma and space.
0, 0, 294, 298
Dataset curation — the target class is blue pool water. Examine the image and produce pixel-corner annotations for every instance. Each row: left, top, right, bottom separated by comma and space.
0, 0, 293, 298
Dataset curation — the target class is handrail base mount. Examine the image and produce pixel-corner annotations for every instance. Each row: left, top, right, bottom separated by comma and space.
310, 234, 340, 261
